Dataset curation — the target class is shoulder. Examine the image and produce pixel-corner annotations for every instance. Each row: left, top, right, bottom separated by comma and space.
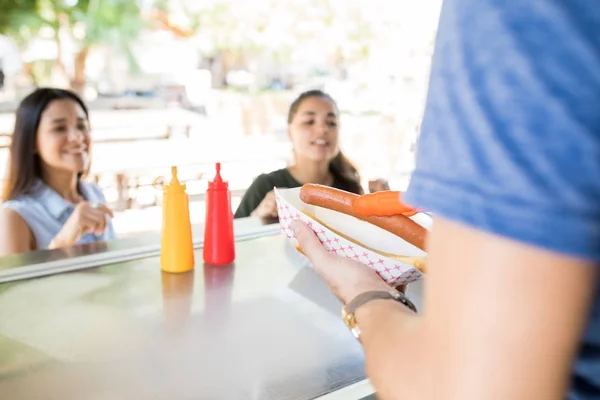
405, 2, 600, 261
0, 206, 34, 251
250, 168, 296, 191
2, 196, 46, 239
0, 206, 30, 228
2, 196, 38, 217
261, 168, 296, 186
2, 198, 26, 211
243, 173, 275, 199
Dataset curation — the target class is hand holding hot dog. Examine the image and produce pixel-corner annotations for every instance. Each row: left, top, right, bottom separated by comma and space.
291, 219, 396, 304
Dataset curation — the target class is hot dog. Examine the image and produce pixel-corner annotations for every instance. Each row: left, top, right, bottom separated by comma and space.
299, 184, 427, 251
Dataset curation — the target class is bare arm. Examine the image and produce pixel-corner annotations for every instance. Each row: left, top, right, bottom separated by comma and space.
292, 217, 597, 399
356, 217, 597, 400
0, 208, 34, 255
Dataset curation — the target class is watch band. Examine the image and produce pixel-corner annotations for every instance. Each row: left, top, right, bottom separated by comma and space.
342, 290, 417, 341
345, 290, 417, 315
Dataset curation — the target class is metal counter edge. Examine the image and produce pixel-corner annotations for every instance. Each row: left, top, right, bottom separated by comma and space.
0, 222, 281, 284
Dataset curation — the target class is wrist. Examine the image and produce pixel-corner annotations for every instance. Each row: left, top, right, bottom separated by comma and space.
342, 290, 417, 342
354, 296, 412, 323
48, 238, 62, 250
342, 281, 397, 306
49, 233, 70, 249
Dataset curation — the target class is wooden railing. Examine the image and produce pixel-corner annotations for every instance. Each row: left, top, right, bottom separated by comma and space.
90, 160, 281, 212
0, 129, 289, 211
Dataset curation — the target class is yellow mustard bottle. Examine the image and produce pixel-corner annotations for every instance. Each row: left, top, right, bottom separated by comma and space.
160, 166, 195, 273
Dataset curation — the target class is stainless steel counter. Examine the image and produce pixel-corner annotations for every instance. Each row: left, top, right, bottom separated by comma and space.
0, 219, 423, 399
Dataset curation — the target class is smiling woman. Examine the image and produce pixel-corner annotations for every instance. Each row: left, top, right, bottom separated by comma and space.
234, 90, 389, 220
0, 88, 116, 256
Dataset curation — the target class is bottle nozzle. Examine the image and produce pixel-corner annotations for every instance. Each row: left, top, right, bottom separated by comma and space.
207, 162, 227, 190
170, 166, 182, 187
214, 162, 223, 183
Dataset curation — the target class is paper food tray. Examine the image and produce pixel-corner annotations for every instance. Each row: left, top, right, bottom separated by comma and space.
275, 187, 430, 286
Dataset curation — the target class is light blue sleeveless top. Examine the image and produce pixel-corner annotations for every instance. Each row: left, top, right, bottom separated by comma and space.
2, 179, 117, 250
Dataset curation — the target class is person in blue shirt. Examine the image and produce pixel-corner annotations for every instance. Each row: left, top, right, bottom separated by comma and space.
0, 88, 115, 255
291, 1, 599, 399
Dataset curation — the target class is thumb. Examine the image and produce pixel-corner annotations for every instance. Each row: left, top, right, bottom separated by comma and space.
290, 219, 330, 265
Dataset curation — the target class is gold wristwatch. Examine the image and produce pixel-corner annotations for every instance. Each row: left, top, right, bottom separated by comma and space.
342, 290, 417, 341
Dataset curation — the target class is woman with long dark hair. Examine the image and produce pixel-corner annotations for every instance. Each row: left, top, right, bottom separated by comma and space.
235, 90, 389, 220
0, 88, 115, 255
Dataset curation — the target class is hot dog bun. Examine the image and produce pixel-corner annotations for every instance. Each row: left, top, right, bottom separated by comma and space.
299, 184, 427, 251
299, 210, 427, 273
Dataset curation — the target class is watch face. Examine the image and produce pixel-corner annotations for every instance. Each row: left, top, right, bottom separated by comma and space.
342, 290, 417, 342
343, 309, 361, 340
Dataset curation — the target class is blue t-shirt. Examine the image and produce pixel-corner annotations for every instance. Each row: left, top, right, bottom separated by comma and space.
404, 1, 599, 398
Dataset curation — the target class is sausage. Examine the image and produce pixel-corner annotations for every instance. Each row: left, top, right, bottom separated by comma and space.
299, 184, 427, 251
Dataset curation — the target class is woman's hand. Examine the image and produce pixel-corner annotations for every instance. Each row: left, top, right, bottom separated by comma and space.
291, 219, 396, 304
49, 202, 114, 249
251, 190, 280, 219
368, 179, 390, 193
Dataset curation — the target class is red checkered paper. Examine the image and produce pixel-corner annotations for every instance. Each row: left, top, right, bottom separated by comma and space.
275, 187, 431, 286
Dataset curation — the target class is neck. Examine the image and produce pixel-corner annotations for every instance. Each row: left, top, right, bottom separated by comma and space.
289, 158, 333, 186
41, 168, 80, 202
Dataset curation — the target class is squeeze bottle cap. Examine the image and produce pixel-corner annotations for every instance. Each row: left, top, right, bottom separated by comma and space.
168, 166, 185, 190
208, 163, 228, 191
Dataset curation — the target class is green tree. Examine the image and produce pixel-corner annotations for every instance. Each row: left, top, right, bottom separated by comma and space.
0, 0, 144, 91
70, 0, 145, 92
0, 0, 43, 35
180, 0, 377, 86
0, 0, 65, 86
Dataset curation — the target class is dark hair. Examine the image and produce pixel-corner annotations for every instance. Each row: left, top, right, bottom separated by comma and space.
2, 88, 90, 201
288, 90, 364, 195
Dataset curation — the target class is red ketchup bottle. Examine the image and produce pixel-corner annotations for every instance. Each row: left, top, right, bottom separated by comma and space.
203, 162, 235, 265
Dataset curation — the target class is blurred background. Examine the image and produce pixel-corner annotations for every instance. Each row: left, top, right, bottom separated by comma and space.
0, 0, 442, 236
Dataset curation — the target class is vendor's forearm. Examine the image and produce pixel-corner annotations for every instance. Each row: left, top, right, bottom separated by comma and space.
355, 299, 425, 400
